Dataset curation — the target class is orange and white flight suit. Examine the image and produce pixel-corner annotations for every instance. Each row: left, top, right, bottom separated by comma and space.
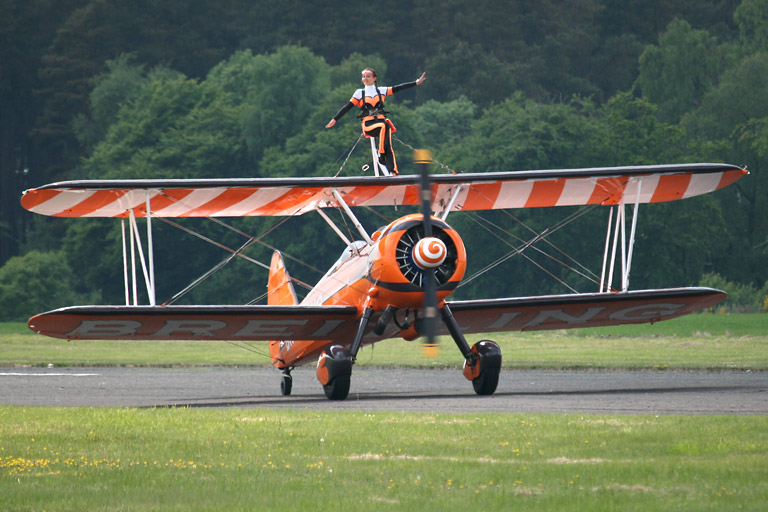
331, 81, 418, 175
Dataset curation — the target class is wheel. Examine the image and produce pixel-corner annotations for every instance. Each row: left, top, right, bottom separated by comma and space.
472, 367, 500, 396
280, 375, 292, 396
323, 374, 351, 400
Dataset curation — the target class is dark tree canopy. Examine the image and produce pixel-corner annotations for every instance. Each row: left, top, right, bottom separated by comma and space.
2, 0, 767, 318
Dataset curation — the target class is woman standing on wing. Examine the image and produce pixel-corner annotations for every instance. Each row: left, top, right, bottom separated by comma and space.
326, 68, 426, 175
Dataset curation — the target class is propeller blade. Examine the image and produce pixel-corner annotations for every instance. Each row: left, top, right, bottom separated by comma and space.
415, 149, 439, 357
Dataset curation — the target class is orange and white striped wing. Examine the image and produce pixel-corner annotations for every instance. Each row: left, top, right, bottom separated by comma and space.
21, 163, 746, 218
431, 163, 746, 211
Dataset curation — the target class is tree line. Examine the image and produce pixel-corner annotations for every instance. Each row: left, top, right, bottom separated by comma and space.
1, 0, 767, 320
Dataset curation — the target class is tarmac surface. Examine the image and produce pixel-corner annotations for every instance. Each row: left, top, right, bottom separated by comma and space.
2, 366, 766, 415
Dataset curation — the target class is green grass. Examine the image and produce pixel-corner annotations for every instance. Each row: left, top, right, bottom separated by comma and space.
3, 312, 767, 370
2, 406, 767, 511
2, 315, 767, 510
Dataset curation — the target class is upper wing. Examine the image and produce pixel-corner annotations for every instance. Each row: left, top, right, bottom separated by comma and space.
29, 287, 724, 342
21, 163, 746, 218
444, 287, 726, 334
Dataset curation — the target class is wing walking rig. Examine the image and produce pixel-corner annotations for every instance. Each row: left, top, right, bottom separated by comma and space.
21, 161, 747, 400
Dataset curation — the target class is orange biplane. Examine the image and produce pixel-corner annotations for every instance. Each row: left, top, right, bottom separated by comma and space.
21, 154, 747, 400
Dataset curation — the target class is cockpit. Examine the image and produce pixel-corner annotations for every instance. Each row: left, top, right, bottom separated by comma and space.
327, 240, 368, 275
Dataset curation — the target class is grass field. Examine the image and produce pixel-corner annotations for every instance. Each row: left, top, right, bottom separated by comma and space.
2, 407, 767, 511
2, 313, 766, 510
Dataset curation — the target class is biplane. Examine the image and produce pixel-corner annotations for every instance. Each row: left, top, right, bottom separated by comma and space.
20, 154, 747, 400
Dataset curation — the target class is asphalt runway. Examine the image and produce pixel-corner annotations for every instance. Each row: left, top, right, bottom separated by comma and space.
2, 366, 766, 415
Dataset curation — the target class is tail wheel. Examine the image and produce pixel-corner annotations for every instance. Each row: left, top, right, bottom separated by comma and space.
395, 224, 457, 288
323, 374, 351, 400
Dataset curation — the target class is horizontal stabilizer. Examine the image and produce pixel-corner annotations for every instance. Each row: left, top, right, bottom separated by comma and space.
21, 164, 746, 218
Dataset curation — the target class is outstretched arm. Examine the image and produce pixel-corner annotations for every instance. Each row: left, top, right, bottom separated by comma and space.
391, 72, 427, 93
326, 101, 355, 129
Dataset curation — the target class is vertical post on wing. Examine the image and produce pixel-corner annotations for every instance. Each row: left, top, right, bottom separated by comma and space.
606, 203, 622, 292
599, 206, 613, 293
602, 178, 643, 293
623, 179, 642, 292
128, 207, 156, 306
620, 200, 627, 291
128, 209, 138, 305
146, 190, 156, 306
121, 218, 130, 305
415, 149, 438, 354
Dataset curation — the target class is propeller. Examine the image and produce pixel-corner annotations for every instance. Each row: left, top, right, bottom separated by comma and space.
414, 149, 440, 357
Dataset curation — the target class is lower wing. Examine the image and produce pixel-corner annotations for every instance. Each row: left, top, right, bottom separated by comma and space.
28, 288, 724, 341
28, 305, 360, 341
446, 287, 725, 334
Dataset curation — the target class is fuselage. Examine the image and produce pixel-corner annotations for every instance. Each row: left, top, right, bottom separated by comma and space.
272, 213, 466, 367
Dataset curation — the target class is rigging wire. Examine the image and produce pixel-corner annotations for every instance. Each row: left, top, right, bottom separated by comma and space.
457, 202, 605, 292
222, 339, 272, 359
473, 206, 604, 286
163, 232, 263, 305
394, 135, 458, 175
494, 204, 604, 283
459, 212, 578, 292
332, 133, 365, 177
247, 290, 269, 305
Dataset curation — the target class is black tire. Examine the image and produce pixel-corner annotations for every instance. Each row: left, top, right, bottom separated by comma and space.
280, 375, 292, 396
472, 367, 500, 396
323, 374, 351, 400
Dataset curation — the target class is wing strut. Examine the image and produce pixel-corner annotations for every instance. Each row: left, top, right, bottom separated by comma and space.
624, 179, 642, 291
316, 208, 353, 246
331, 189, 373, 245
121, 218, 129, 305
146, 191, 157, 305
439, 185, 463, 221
123, 204, 157, 306
601, 178, 642, 293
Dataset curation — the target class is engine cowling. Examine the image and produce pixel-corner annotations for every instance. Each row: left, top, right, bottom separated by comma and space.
367, 213, 466, 308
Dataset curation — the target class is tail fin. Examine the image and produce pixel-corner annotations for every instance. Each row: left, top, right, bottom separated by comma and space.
268, 250, 298, 306
268, 251, 298, 365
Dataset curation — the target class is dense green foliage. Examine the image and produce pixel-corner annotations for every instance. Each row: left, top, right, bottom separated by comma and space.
2, 0, 768, 319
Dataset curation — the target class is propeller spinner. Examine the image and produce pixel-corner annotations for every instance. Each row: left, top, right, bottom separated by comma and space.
412, 237, 448, 270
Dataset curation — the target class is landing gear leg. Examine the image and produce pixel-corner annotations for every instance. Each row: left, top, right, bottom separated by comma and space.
440, 305, 502, 396
316, 307, 374, 400
440, 304, 474, 360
